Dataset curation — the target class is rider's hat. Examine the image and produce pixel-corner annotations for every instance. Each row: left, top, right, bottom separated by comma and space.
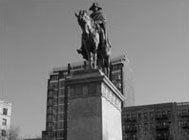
89, 2, 102, 11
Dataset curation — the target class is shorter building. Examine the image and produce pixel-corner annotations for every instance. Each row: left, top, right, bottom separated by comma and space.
122, 102, 189, 140
0, 99, 12, 139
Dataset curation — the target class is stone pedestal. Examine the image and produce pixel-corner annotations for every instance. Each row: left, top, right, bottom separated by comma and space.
66, 69, 124, 140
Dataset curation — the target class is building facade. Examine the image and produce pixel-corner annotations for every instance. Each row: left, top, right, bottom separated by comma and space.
42, 56, 127, 140
0, 99, 12, 140
122, 102, 189, 140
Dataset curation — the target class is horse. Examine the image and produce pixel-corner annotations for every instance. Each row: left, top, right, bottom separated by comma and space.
75, 10, 111, 77
75, 10, 99, 69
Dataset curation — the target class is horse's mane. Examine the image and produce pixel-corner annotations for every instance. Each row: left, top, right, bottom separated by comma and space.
79, 10, 97, 30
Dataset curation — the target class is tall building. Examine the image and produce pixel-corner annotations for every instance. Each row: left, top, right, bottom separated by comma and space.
0, 99, 12, 140
122, 59, 135, 107
42, 56, 127, 140
122, 102, 189, 140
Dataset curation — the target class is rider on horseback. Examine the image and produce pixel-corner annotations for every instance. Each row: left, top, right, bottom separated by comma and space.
75, 3, 111, 76
89, 3, 107, 42
77, 2, 107, 54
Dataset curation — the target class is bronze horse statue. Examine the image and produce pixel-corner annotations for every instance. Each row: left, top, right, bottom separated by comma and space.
75, 10, 111, 76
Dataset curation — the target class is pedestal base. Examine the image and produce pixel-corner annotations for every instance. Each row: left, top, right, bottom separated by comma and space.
66, 69, 124, 140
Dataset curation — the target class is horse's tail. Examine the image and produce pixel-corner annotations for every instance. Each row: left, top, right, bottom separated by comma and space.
106, 35, 111, 56
105, 24, 111, 47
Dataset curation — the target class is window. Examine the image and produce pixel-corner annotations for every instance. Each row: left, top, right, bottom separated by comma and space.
58, 105, 64, 113
133, 134, 136, 140
163, 132, 168, 138
58, 97, 64, 105
53, 106, 58, 114
47, 115, 53, 122
150, 123, 153, 128
3, 108, 8, 115
144, 112, 148, 120
162, 111, 166, 115
53, 98, 58, 105
49, 82, 58, 89
53, 131, 58, 138
150, 112, 153, 118
157, 132, 161, 137
163, 122, 166, 126
138, 113, 141, 120
126, 114, 130, 119
169, 110, 172, 116
144, 123, 148, 129
59, 81, 64, 88
1, 130, 6, 137
59, 89, 64, 96
57, 130, 64, 138
131, 112, 136, 118
47, 106, 53, 114
48, 91, 53, 98
47, 99, 53, 105
2, 119, 7, 126
47, 122, 53, 130
57, 122, 64, 129
58, 113, 64, 121
50, 75, 58, 81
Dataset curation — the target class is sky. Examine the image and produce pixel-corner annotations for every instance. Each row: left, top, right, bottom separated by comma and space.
0, 0, 188, 138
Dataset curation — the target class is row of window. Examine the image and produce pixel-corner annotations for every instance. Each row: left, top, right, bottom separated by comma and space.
177, 109, 189, 117
47, 121, 64, 130
124, 134, 137, 140
48, 89, 65, 98
124, 110, 171, 121
53, 105, 64, 113
123, 121, 170, 131
48, 97, 64, 106
156, 132, 169, 138
53, 138, 65, 140
45, 130, 64, 139
47, 105, 64, 114
50, 75, 59, 81
49, 81, 65, 89
50, 71, 68, 81
53, 130, 64, 138
47, 113, 64, 122
124, 132, 170, 139
178, 120, 189, 128
49, 82, 58, 89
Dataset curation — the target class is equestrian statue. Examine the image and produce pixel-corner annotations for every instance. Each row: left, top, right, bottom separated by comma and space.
75, 2, 111, 77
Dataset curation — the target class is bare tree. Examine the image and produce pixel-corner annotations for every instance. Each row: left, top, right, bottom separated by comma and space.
8, 126, 20, 140
0, 126, 22, 140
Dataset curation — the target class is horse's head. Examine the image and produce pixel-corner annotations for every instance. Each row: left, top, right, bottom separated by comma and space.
75, 10, 92, 34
